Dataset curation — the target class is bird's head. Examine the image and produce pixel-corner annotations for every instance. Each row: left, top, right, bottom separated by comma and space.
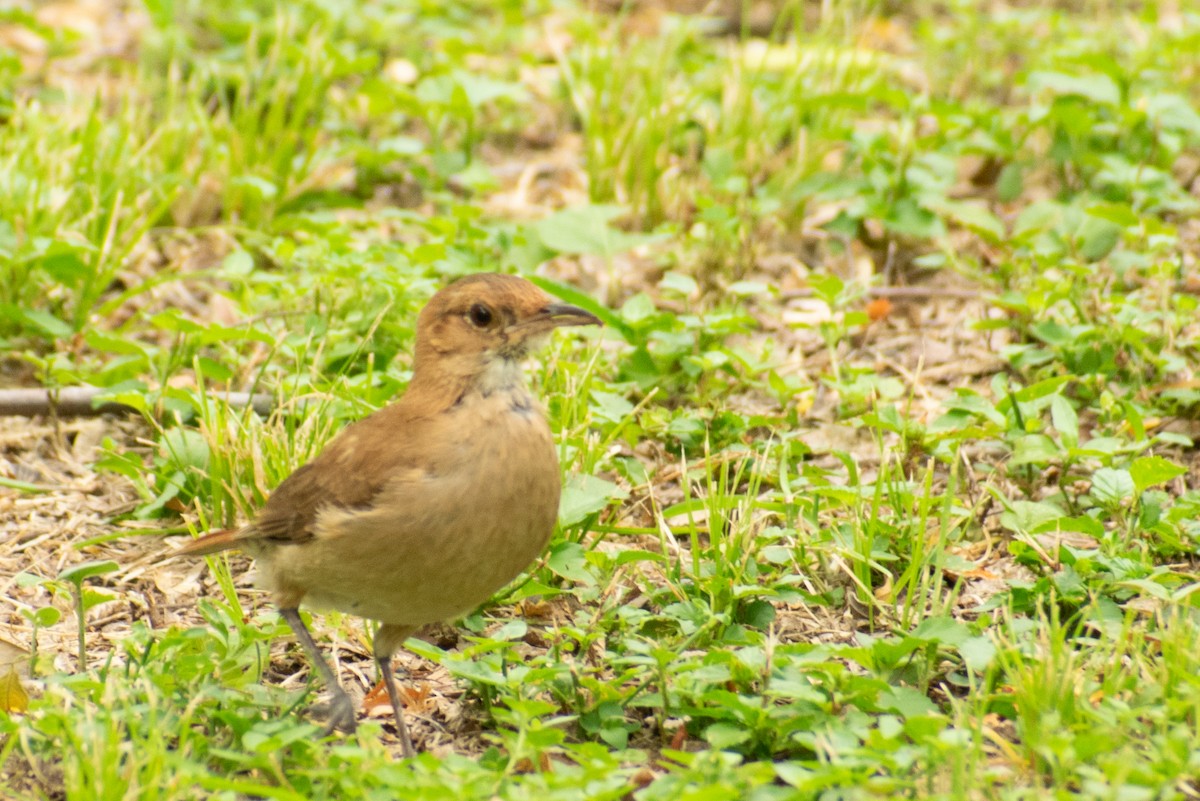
412, 273, 600, 387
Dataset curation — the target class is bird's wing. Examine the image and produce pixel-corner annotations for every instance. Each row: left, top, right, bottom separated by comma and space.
255, 406, 438, 544
180, 404, 440, 554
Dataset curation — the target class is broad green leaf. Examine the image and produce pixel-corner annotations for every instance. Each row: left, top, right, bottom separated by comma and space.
774, 762, 814, 788
1028, 70, 1121, 106
492, 620, 528, 641
883, 197, 944, 239
1146, 93, 1200, 136
533, 205, 661, 258
880, 685, 938, 718
1000, 500, 1066, 534
912, 616, 969, 646
705, 722, 752, 749
231, 174, 278, 200
1091, 468, 1134, 506
58, 560, 119, 586
546, 542, 594, 584
929, 199, 1005, 241
31, 607, 61, 627
959, 636, 996, 671
1130, 455, 1186, 493
997, 163, 1023, 202
40, 245, 91, 286
159, 428, 210, 472
81, 587, 118, 612
84, 330, 149, 357
558, 474, 627, 527
1117, 579, 1171, 601
589, 389, 635, 423
1076, 215, 1122, 261
659, 271, 698, 297
221, 249, 255, 275
1009, 434, 1060, 466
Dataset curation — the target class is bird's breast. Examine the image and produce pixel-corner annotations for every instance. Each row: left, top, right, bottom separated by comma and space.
262, 389, 562, 626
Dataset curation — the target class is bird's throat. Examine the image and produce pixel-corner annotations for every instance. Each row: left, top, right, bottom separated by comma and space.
477, 354, 528, 399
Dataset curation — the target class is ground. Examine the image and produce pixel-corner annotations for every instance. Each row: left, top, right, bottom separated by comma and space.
1, 1, 1199, 799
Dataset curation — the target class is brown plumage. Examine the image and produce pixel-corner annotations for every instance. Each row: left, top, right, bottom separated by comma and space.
175, 273, 600, 756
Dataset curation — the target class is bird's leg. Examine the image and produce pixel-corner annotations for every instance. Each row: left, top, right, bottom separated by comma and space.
279, 607, 357, 735
377, 653, 417, 758
375, 623, 417, 758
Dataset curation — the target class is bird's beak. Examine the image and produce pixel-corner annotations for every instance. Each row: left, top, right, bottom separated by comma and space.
513, 302, 602, 336
542, 303, 603, 328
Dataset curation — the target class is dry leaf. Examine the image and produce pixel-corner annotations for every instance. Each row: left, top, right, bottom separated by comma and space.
362, 679, 392, 715
0, 636, 29, 675
0, 668, 29, 713
866, 297, 893, 322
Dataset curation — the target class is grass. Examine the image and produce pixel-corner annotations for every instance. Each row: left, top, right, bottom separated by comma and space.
2, 0, 1199, 798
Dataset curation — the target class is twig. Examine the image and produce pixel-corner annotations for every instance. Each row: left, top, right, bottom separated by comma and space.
781, 285, 987, 301
0, 387, 275, 418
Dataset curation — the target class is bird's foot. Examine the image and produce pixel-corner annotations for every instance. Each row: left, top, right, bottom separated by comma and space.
319, 690, 359, 736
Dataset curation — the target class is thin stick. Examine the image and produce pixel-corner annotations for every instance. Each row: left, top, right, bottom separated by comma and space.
0, 387, 275, 418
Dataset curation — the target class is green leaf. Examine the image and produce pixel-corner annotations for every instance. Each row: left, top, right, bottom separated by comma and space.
221, 249, 255, 275
159, 428, 210, 472
1050, 396, 1079, 448
1028, 70, 1121, 106
57, 560, 119, 587
928, 199, 1005, 241
880, 685, 938, 718
704, 722, 752, 749
546, 541, 594, 584
883, 197, 944, 239
589, 389, 635, 424
959, 636, 996, 672
1009, 434, 1060, 466
532, 205, 661, 258
1129, 455, 1186, 494
912, 616, 969, 646
84, 330, 149, 358
81, 587, 118, 612
20, 308, 74, 338
31, 606, 61, 627
660, 271, 698, 297
996, 163, 1023, 202
728, 281, 769, 297
1117, 579, 1171, 601
1000, 500, 1066, 534
740, 599, 776, 629
558, 474, 627, 527
376, 135, 425, 157
1076, 214, 1122, 261
1010, 376, 1072, 402
1091, 468, 1134, 506
40, 244, 91, 286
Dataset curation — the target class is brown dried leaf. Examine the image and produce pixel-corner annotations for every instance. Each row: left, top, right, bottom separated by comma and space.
0, 637, 30, 675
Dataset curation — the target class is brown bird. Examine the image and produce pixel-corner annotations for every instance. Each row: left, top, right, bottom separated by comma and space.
176, 273, 600, 757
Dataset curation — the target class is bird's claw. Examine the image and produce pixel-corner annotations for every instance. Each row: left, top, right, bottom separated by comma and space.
319, 691, 358, 736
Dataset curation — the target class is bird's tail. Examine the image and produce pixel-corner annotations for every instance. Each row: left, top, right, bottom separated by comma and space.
169, 527, 251, 558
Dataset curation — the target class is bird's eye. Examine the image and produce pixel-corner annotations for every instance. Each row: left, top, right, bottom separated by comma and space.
467, 303, 494, 328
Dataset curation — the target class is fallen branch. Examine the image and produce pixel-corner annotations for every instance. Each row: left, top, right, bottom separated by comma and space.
0, 387, 275, 418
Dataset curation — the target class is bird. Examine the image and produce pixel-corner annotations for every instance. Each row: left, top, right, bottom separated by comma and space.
174, 272, 601, 757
